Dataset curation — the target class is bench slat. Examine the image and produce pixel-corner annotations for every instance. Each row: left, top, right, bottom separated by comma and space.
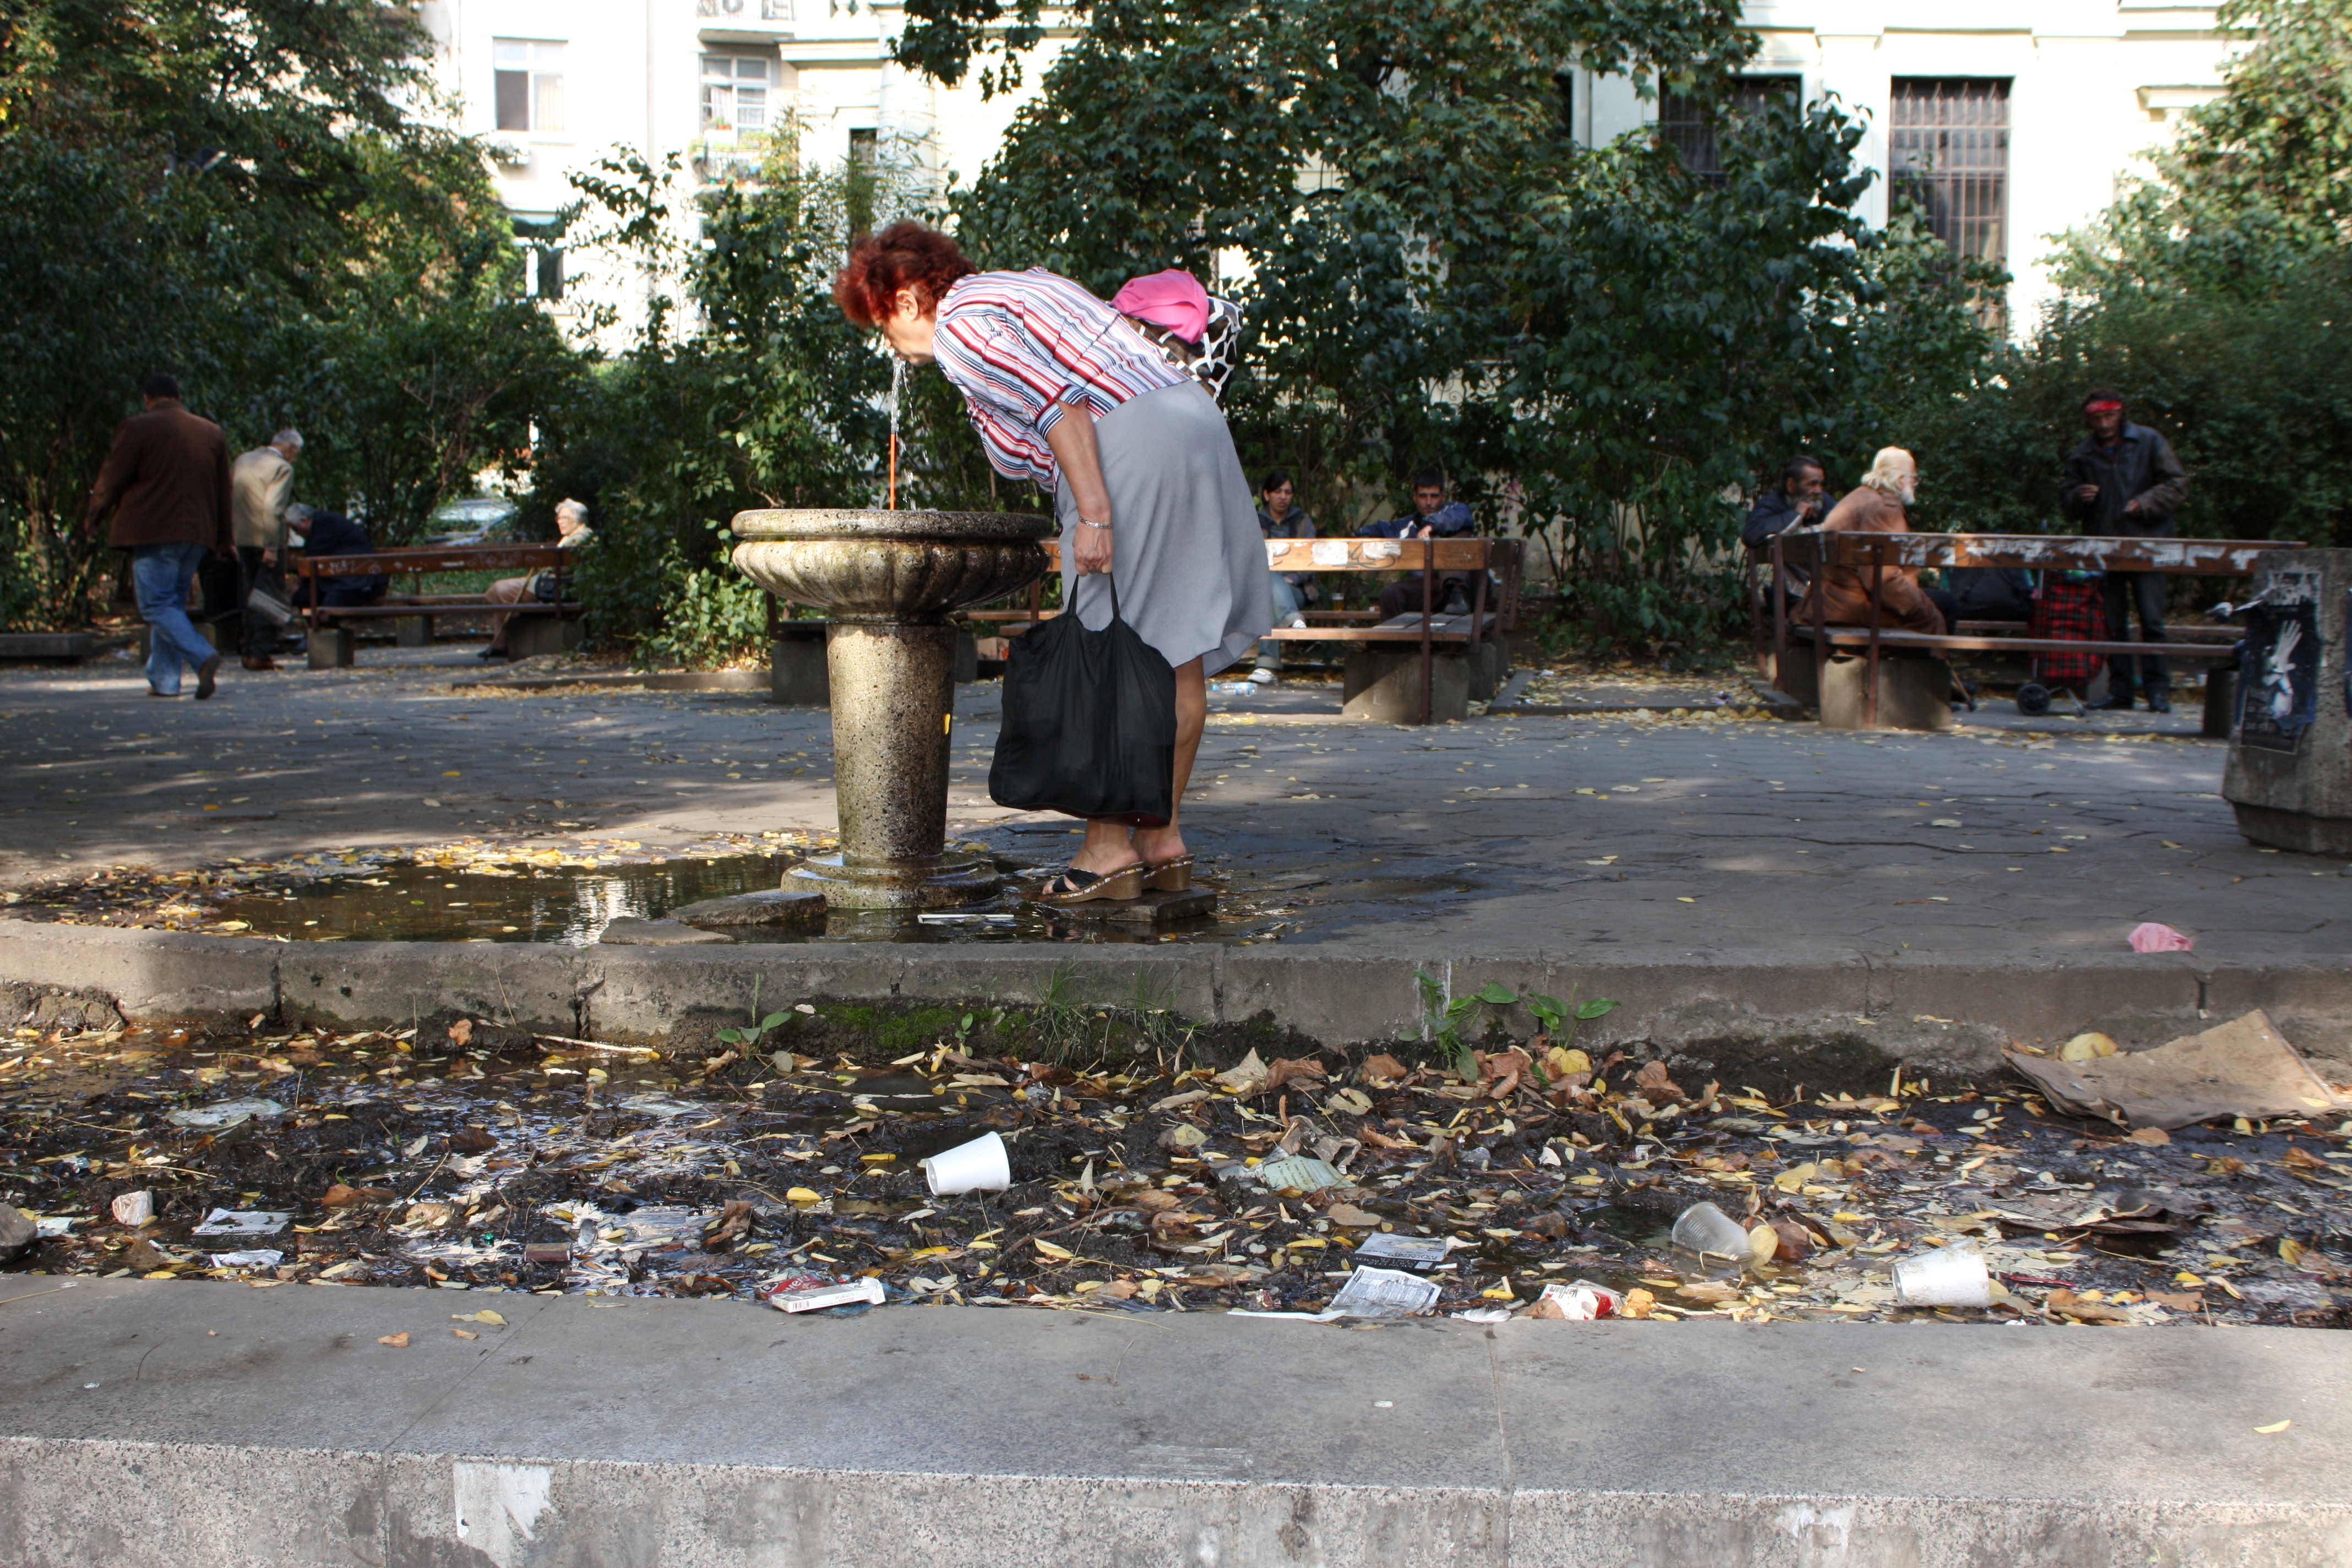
1776, 531, 2300, 575
295, 545, 566, 578
1795, 629, 2239, 658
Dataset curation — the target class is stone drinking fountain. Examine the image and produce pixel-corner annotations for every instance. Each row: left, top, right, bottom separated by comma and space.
729, 509, 1054, 908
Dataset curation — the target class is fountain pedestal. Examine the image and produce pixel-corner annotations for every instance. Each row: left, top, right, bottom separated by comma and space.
731, 510, 1053, 908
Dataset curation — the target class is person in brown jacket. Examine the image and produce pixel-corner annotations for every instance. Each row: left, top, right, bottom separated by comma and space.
83, 374, 233, 698
1794, 448, 1948, 636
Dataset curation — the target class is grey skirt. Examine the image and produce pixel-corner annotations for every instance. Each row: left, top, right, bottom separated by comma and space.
1057, 379, 1271, 677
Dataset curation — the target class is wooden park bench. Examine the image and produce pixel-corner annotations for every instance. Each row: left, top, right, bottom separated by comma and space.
958, 535, 1526, 723
291, 544, 582, 667
1761, 531, 2302, 729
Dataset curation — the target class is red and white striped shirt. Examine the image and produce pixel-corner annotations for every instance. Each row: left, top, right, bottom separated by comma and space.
932, 269, 1189, 492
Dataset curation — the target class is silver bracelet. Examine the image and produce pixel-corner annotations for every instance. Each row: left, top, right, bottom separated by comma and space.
1077, 519, 1113, 531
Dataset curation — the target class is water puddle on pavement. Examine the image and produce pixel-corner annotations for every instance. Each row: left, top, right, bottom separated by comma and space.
206, 853, 1251, 946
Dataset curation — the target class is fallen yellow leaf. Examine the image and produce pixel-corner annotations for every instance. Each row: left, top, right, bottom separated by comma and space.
377, 1332, 409, 1348
2060, 1032, 2119, 1063
459, 1309, 505, 1326
786, 1188, 821, 1203
2254, 1420, 2291, 1434
452, 1327, 478, 1340
1033, 1240, 1075, 1261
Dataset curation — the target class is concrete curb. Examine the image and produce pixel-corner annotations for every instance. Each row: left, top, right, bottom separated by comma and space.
0, 1280, 2346, 1567
6, 918, 2349, 1075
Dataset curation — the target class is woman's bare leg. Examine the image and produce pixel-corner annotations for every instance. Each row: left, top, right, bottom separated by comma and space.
1131, 656, 1204, 864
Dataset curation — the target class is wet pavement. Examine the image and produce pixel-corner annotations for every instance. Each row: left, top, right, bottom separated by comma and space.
2, 649, 2342, 974
1, 1004, 2344, 1330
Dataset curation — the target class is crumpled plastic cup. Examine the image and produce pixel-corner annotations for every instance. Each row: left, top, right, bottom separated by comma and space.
1670, 1200, 1753, 1261
923, 1131, 1011, 1196
110, 1190, 153, 1227
1893, 1240, 1993, 1308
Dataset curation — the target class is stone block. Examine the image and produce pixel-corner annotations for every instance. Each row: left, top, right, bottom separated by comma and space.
2225, 548, 2352, 854
1816, 652, 1955, 732
2203, 665, 2237, 738
1468, 634, 1510, 701
307, 627, 354, 669
278, 940, 586, 1033
1341, 646, 1469, 723
507, 613, 582, 659
771, 626, 829, 705
0, 922, 277, 1023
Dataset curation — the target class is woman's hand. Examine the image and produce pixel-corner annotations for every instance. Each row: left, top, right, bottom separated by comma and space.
1046, 398, 1116, 575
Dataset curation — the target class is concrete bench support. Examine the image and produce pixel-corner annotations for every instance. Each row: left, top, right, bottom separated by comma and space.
1343, 646, 1469, 723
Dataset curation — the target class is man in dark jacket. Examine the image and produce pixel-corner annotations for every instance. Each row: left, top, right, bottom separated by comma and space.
82, 374, 232, 699
286, 505, 390, 607
1741, 456, 1827, 549
2061, 388, 2188, 710
1362, 469, 1478, 618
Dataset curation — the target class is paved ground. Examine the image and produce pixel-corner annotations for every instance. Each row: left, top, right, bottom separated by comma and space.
1, 1278, 2345, 1567
3, 646, 2339, 971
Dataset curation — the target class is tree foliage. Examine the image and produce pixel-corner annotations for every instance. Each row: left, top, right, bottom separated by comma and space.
541, 141, 903, 667
0, 0, 573, 630
2056, 0, 2352, 302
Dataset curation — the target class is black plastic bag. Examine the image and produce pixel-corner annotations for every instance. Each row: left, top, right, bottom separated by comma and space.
989, 578, 1176, 825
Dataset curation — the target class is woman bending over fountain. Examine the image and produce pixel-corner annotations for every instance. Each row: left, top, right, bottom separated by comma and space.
836, 222, 1270, 904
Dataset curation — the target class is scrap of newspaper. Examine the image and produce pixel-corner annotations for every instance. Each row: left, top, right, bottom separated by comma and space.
1327, 1266, 1441, 1317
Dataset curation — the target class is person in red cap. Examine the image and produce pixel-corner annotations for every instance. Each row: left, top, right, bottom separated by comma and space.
2060, 388, 2188, 712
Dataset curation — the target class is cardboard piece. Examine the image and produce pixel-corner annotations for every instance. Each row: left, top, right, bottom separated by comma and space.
2006, 1009, 2349, 1131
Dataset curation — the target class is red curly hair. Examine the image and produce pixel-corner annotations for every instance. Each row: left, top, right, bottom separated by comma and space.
835, 221, 978, 326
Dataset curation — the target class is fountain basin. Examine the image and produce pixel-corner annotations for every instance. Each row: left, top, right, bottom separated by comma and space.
731, 509, 1054, 909
731, 509, 1052, 624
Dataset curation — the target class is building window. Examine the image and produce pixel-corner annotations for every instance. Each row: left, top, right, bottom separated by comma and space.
1658, 76, 1800, 184
848, 127, 879, 166
493, 40, 565, 134
701, 55, 772, 134
1890, 78, 2010, 269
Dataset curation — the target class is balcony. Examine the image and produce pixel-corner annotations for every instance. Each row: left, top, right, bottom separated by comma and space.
698, 0, 794, 44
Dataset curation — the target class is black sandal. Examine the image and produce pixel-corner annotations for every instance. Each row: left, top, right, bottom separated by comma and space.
1033, 862, 1146, 905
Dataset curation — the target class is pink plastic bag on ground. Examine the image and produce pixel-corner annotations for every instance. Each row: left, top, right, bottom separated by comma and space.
2130, 922, 2195, 953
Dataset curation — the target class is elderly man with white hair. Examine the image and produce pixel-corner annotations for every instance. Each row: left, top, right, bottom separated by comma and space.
478, 498, 594, 662
228, 426, 303, 669
1794, 447, 1951, 636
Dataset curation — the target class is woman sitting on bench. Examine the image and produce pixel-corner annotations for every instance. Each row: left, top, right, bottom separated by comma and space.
1795, 447, 1949, 637
478, 498, 593, 662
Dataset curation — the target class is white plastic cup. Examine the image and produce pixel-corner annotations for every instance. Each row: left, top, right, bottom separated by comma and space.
1893, 1241, 1992, 1308
923, 1132, 1011, 1196
111, 1191, 154, 1227
1670, 1200, 1752, 1260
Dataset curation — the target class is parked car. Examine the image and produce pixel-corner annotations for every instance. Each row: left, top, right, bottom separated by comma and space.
422, 496, 522, 547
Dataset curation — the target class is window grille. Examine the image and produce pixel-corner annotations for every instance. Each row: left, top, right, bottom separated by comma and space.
1658, 76, 1800, 184
1889, 78, 2010, 268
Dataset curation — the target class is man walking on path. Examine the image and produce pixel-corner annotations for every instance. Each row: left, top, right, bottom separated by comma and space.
229, 428, 302, 670
83, 374, 232, 699
2060, 388, 2188, 712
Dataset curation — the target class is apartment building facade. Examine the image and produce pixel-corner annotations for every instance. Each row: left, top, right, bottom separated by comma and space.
412, 0, 2234, 337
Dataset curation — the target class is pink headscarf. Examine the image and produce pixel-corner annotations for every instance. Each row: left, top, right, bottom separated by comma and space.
1110, 269, 1210, 346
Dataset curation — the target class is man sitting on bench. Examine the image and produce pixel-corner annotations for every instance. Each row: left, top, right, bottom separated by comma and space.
1796, 447, 1950, 636
1359, 468, 1477, 618
285, 504, 388, 611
